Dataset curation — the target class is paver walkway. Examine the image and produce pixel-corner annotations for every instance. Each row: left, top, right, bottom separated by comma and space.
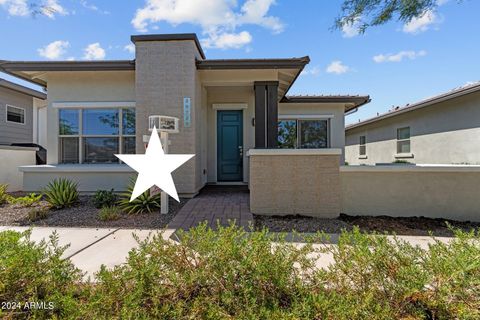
168, 185, 253, 230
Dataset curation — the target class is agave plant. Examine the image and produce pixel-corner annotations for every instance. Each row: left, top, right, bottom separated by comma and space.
118, 179, 161, 214
43, 178, 79, 209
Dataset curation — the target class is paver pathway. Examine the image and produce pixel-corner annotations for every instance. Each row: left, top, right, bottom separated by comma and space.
168, 185, 253, 230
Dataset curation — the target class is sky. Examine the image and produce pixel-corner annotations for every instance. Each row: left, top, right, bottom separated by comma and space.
1, 0, 479, 125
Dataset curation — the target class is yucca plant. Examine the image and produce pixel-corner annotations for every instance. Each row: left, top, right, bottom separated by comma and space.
118, 180, 161, 214
43, 178, 79, 209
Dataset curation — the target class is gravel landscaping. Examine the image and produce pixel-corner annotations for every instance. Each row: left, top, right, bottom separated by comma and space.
0, 195, 188, 229
254, 213, 480, 237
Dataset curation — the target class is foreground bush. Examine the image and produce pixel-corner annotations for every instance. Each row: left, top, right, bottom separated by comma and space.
43, 178, 79, 209
0, 230, 85, 319
1, 225, 479, 319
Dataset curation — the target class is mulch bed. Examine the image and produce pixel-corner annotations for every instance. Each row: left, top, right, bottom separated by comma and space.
0, 195, 188, 229
254, 213, 480, 237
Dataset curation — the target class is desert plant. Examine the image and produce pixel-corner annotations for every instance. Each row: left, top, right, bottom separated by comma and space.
93, 189, 118, 208
43, 178, 79, 209
0, 184, 13, 204
98, 206, 121, 221
9, 193, 42, 207
118, 180, 161, 214
27, 207, 49, 222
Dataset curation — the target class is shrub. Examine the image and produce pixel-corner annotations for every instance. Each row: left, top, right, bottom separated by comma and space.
93, 189, 118, 208
0, 230, 85, 319
118, 180, 161, 214
9, 193, 42, 207
98, 206, 121, 221
0, 183, 12, 204
27, 207, 49, 222
43, 178, 79, 209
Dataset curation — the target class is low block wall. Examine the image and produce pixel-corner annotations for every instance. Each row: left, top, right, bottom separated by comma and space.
0, 146, 38, 191
20, 164, 136, 193
341, 165, 480, 222
248, 149, 342, 218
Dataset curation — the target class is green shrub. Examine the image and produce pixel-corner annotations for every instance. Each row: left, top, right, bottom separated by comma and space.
43, 178, 79, 209
98, 206, 121, 221
0, 183, 13, 204
0, 230, 85, 319
118, 180, 161, 214
93, 189, 118, 208
27, 207, 49, 222
9, 193, 42, 207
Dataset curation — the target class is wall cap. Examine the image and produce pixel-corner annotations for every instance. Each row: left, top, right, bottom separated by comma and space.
340, 164, 480, 173
19, 164, 135, 173
248, 148, 342, 156
0, 145, 39, 151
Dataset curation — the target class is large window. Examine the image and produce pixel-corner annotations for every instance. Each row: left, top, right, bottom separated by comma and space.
6, 105, 25, 124
59, 108, 135, 164
359, 135, 366, 156
396, 127, 410, 154
278, 119, 329, 149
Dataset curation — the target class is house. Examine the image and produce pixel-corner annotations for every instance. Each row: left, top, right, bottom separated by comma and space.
0, 33, 370, 217
345, 82, 480, 165
0, 78, 47, 146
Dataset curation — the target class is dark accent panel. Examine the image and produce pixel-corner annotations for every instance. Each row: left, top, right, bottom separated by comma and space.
266, 84, 278, 148
254, 84, 266, 148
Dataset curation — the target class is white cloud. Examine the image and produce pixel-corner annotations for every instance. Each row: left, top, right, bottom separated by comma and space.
373, 50, 427, 63
326, 61, 350, 75
37, 40, 69, 59
403, 10, 438, 34
341, 17, 362, 38
301, 66, 321, 76
0, 0, 67, 18
83, 43, 106, 60
124, 43, 135, 54
131, 0, 283, 49
202, 31, 252, 49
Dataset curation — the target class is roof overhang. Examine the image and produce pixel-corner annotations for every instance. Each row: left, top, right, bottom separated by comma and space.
281, 95, 371, 113
0, 60, 135, 88
0, 78, 46, 99
346, 83, 480, 131
197, 57, 310, 100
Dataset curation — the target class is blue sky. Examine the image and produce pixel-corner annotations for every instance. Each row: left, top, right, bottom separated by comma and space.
1, 0, 479, 124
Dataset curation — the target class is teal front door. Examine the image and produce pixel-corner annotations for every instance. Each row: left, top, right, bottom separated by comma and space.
217, 110, 243, 181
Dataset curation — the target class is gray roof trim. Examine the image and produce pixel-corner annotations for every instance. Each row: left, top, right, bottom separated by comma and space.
0, 60, 135, 72
282, 95, 371, 112
346, 83, 480, 131
0, 78, 46, 99
196, 56, 310, 70
131, 33, 206, 59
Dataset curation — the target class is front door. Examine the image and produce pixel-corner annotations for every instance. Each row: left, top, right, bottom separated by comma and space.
217, 110, 243, 181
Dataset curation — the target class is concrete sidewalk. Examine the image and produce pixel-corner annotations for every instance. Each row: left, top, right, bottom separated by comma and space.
0, 226, 452, 278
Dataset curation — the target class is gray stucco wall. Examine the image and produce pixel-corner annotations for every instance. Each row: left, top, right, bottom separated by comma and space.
0, 86, 34, 144
346, 91, 480, 165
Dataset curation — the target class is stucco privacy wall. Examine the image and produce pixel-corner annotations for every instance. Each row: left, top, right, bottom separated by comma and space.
341, 166, 480, 221
135, 40, 202, 196
45, 71, 135, 164
345, 91, 480, 165
0, 86, 34, 144
20, 165, 136, 192
0, 146, 37, 191
249, 149, 342, 217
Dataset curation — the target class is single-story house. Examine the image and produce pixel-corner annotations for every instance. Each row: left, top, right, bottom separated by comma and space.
0, 78, 47, 146
345, 82, 480, 165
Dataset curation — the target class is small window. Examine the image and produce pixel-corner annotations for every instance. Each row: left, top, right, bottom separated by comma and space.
397, 127, 410, 154
278, 119, 329, 149
278, 120, 297, 148
6, 105, 25, 124
359, 135, 366, 156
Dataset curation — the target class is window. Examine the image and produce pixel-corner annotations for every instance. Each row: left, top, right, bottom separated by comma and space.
6, 105, 25, 124
359, 135, 366, 156
397, 127, 410, 154
59, 108, 136, 164
278, 119, 329, 149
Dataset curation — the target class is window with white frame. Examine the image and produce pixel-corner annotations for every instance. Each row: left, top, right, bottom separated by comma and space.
6, 105, 25, 124
359, 135, 366, 156
396, 127, 410, 154
58, 108, 135, 164
278, 119, 329, 149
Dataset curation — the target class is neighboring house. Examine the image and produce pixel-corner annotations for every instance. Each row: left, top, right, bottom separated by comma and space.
0, 78, 47, 146
345, 82, 480, 165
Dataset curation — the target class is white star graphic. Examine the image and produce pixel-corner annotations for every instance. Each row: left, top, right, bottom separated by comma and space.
115, 126, 194, 202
